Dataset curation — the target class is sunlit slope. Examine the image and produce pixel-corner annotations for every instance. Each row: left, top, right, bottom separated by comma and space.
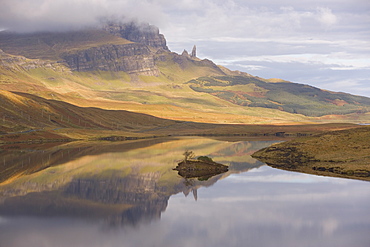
0, 49, 312, 124
1, 89, 357, 143
0, 90, 177, 138
188, 76, 370, 117
1, 29, 370, 124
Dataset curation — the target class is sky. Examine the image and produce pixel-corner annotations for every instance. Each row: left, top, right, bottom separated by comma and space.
1, 0, 370, 97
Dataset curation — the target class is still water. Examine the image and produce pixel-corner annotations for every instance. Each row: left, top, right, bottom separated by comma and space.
0, 137, 369, 247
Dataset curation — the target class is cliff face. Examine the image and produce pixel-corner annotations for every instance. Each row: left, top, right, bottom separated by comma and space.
104, 22, 169, 51
61, 21, 170, 75
0, 22, 226, 79
62, 43, 159, 75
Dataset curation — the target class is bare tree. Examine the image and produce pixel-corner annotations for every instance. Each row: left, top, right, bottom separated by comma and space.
183, 150, 195, 163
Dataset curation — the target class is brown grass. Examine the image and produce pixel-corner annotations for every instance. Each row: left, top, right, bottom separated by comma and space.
252, 126, 370, 181
0, 90, 359, 143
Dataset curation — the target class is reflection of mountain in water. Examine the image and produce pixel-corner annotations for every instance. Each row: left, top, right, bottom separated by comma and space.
65, 172, 169, 226
0, 138, 173, 184
0, 137, 274, 227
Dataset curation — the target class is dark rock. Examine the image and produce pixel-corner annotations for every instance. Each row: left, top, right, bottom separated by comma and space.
62, 43, 159, 75
103, 21, 169, 51
191, 45, 196, 57
181, 49, 189, 57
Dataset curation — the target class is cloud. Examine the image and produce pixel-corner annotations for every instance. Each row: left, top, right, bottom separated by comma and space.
0, 0, 167, 32
220, 52, 370, 71
316, 7, 337, 26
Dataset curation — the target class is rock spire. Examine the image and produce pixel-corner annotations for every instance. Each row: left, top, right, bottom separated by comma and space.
191, 45, 196, 57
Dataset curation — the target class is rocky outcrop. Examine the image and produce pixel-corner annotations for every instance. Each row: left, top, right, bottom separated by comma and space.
104, 22, 169, 51
181, 49, 190, 57
0, 49, 58, 71
191, 45, 196, 57
62, 43, 159, 75
171, 51, 225, 73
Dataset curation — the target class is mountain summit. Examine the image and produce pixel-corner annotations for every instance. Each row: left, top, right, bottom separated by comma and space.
103, 21, 169, 51
0, 21, 223, 77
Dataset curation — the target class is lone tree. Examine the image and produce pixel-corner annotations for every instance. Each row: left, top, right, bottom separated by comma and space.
183, 150, 195, 162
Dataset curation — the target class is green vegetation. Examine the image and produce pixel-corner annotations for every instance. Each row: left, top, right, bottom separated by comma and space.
188, 76, 370, 117
197, 156, 214, 163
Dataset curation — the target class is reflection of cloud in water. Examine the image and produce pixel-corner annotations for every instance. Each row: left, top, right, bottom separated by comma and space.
163, 169, 370, 247
228, 165, 351, 184
1, 137, 369, 246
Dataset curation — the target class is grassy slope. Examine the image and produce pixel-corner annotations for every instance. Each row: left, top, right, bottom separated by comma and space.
0, 90, 178, 139
1, 30, 370, 127
0, 30, 132, 60
188, 76, 370, 117
252, 126, 370, 181
0, 90, 359, 143
0, 50, 315, 125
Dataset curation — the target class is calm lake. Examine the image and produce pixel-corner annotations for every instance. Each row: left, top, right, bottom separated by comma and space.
0, 137, 369, 247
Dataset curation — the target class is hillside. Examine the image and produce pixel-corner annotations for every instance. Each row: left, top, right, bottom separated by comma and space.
0, 89, 177, 140
252, 126, 370, 181
0, 90, 358, 143
0, 30, 133, 60
0, 45, 313, 125
1, 21, 370, 128
187, 76, 370, 117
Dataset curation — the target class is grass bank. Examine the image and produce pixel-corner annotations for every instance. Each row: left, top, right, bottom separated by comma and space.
252, 126, 370, 181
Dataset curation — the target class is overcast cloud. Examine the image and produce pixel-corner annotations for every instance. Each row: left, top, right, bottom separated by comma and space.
1, 0, 369, 97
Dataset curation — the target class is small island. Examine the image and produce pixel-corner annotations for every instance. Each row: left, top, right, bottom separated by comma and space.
174, 151, 228, 179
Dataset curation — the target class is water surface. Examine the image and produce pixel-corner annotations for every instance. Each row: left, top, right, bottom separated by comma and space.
0, 137, 369, 247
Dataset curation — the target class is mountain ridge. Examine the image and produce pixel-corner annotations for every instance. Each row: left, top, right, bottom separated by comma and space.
1, 21, 370, 137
